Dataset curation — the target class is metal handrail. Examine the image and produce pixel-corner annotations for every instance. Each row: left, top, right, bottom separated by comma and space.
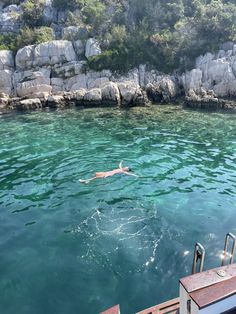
221, 233, 236, 266
192, 242, 206, 274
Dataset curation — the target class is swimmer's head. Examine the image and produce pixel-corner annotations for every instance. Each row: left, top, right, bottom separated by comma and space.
123, 167, 131, 172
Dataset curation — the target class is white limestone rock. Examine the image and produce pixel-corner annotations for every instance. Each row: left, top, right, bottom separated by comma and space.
15, 45, 35, 70
85, 38, 101, 59
43, 0, 57, 23
213, 70, 236, 97
16, 41, 77, 70
14, 69, 51, 97
14, 69, 52, 97
196, 52, 215, 70
84, 88, 102, 105
207, 59, 231, 85
0, 4, 22, 33
87, 77, 109, 89
0, 70, 13, 95
233, 45, 236, 56
18, 98, 42, 110
51, 77, 64, 92
74, 88, 87, 102
118, 81, 144, 106
182, 69, 202, 94
73, 39, 85, 56
0, 50, 14, 70
101, 82, 120, 105
231, 60, 236, 77
47, 95, 65, 107
52, 61, 86, 79
139, 64, 146, 88
68, 74, 88, 91
34, 40, 77, 67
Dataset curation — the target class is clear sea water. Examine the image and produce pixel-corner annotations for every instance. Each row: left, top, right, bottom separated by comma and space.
0, 105, 236, 314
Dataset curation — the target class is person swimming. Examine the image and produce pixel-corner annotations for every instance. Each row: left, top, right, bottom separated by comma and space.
79, 161, 138, 184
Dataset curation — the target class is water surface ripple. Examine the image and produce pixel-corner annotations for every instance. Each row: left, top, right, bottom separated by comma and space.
0, 106, 236, 314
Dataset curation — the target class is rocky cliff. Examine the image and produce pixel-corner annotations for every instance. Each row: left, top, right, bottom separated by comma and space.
0, 1, 236, 111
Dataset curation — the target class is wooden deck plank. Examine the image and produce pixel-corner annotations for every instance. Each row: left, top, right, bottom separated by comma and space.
136, 298, 180, 314
180, 264, 236, 293
189, 276, 236, 309
100, 305, 120, 314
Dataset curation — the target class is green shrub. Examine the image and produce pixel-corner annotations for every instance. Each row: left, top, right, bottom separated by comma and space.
0, 34, 17, 52
21, 0, 45, 27
16, 27, 54, 50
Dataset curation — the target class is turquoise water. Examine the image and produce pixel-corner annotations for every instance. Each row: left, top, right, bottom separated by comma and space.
0, 105, 236, 314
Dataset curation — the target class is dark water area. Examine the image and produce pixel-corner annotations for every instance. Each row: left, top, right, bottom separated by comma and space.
0, 105, 235, 314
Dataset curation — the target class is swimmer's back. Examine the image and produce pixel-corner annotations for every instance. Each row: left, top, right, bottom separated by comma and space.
95, 169, 122, 178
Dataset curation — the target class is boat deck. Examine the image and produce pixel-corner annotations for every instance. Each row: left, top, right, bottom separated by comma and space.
100, 298, 180, 314
136, 298, 180, 314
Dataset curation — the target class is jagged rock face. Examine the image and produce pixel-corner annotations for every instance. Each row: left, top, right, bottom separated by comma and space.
182, 69, 202, 95
84, 88, 102, 105
73, 39, 85, 56
14, 69, 52, 97
118, 81, 145, 106
16, 40, 77, 70
43, 0, 57, 24
146, 76, 179, 102
101, 82, 120, 105
17, 98, 43, 110
0, 4, 22, 34
0, 70, 13, 95
0, 50, 14, 70
85, 38, 102, 59
183, 43, 236, 98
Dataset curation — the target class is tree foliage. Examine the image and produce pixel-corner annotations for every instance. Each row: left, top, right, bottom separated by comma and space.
2, 0, 235, 72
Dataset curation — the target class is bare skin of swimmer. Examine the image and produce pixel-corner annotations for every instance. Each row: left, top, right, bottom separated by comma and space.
79, 161, 138, 184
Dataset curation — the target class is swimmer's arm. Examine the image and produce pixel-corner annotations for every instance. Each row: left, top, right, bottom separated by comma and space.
79, 177, 97, 184
123, 171, 139, 178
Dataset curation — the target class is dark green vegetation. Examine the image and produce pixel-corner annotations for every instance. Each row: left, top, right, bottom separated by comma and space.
1, 0, 236, 72
88, 0, 236, 72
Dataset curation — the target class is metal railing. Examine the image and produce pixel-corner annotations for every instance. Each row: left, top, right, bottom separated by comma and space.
192, 242, 206, 274
221, 233, 236, 266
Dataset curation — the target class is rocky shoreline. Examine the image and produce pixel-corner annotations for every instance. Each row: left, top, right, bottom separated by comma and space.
0, 37, 236, 113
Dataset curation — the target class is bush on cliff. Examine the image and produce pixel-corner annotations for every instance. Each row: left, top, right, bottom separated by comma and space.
0, 0, 235, 75
89, 0, 236, 73
21, 0, 46, 27
16, 27, 54, 49
0, 34, 17, 51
